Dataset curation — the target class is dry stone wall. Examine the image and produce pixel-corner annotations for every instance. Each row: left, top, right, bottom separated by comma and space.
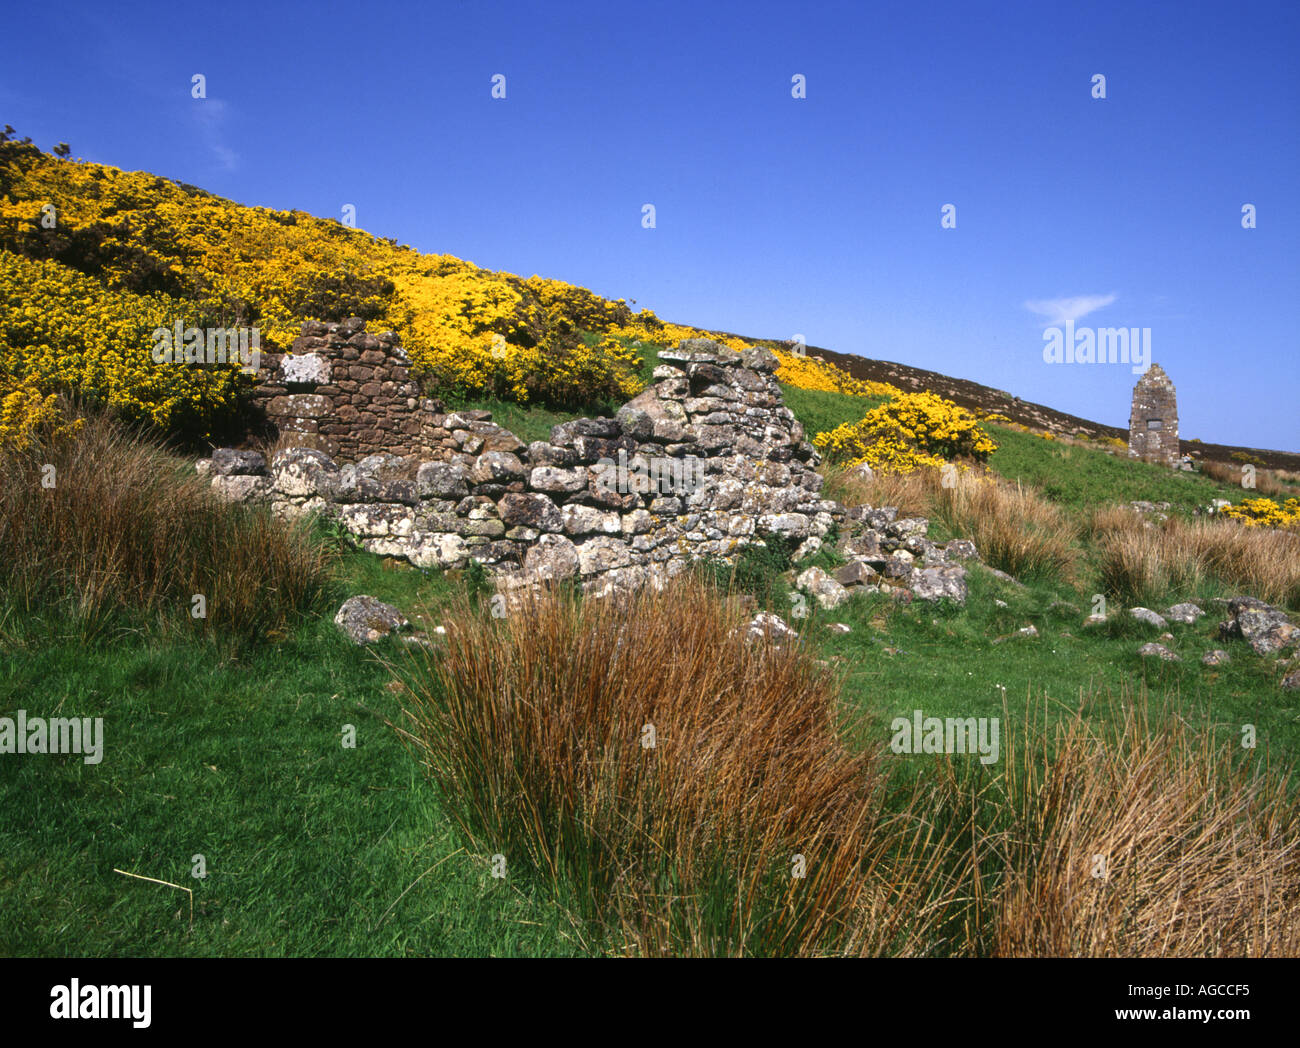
252, 319, 436, 462
208, 338, 848, 595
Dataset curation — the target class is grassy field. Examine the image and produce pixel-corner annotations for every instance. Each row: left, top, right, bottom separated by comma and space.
0, 549, 586, 957
2, 382, 1295, 957
3, 531, 1295, 956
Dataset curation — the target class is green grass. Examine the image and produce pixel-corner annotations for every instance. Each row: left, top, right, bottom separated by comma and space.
987, 425, 1247, 514
3, 531, 1294, 957
808, 568, 1300, 771
0, 576, 581, 957
778, 384, 882, 439
2, 370, 1294, 956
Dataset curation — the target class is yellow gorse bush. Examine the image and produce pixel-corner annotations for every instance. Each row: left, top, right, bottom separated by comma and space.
0, 139, 976, 436
814, 391, 998, 475
0, 250, 247, 438
0, 142, 650, 422
1219, 497, 1300, 530
770, 350, 901, 399
0, 372, 82, 448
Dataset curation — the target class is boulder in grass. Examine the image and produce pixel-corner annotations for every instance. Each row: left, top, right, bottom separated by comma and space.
211, 448, 268, 476
1218, 596, 1300, 656
910, 565, 968, 604
1138, 642, 1180, 662
1130, 607, 1168, 629
1201, 650, 1230, 667
334, 595, 410, 645
742, 612, 798, 643
1165, 602, 1205, 625
796, 566, 850, 609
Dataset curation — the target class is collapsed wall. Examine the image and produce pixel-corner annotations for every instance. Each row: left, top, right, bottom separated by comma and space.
209, 332, 846, 595
251, 318, 433, 462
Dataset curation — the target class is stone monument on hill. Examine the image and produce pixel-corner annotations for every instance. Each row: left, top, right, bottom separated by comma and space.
1128, 363, 1179, 467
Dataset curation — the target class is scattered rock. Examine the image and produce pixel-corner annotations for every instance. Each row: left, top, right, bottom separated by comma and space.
1138, 642, 1180, 662
1218, 596, 1300, 656
833, 560, 879, 588
1130, 607, 1169, 629
1283, 667, 1300, 690
1165, 602, 1205, 625
797, 566, 851, 609
743, 612, 798, 642
910, 565, 968, 604
825, 622, 852, 634
1201, 649, 1230, 667
334, 595, 410, 645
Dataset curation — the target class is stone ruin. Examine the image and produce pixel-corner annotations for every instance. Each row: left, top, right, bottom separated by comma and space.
205, 324, 980, 601
250, 318, 432, 462
1128, 363, 1179, 467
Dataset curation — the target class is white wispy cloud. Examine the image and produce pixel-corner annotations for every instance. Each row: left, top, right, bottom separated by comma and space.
1023, 292, 1117, 327
191, 99, 238, 171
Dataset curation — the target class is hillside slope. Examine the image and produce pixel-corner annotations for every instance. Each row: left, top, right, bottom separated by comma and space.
1, 134, 1292, 467
720, 334, 1300, 471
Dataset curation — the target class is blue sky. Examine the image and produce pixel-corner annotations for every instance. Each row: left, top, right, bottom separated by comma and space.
3, 0, 1296, 450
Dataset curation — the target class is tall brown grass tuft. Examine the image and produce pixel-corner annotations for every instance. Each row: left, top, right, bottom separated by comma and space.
0, 413, 333, 638
821, 462, 937, 519
988, 692, 1300, 957
395, 576, 964, 956
1091, 505, 1300, 609
934, 473, 1078, 582
1199, 457, 1300, 498
395, 577, 1300, 956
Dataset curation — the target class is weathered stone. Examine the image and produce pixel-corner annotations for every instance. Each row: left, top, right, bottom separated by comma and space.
1138, 642, 1181, 662
796, 566, 850, 609
416, 461, 470, 499
498, 493, 563, 532
523, 534, 580, 580
529, 466, 588, 495
1165, 602, 1205, 625
883, 551, 915, 578
910, 565, 968, 604
210, 474, 272, 501
271, 446, 337, 497
576, 536, 636, 576
211, 448, 268, 476
279, 352, 332, 385
1218, 596, 1300, 656
742, 612, 798, 642
1131, 607, 1169, 628
334, 595, 410, 645
470, 451, 526, 485
833, 561, 879, 588
561, 504, 621, 535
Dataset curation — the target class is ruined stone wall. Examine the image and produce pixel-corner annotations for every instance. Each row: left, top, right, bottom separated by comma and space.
252, 319, 434, 462
1128, 363, 1180, 467
210, 338, 847, 595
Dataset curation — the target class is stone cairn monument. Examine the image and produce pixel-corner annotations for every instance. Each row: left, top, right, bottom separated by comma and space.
1128, 363, 1179, 467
